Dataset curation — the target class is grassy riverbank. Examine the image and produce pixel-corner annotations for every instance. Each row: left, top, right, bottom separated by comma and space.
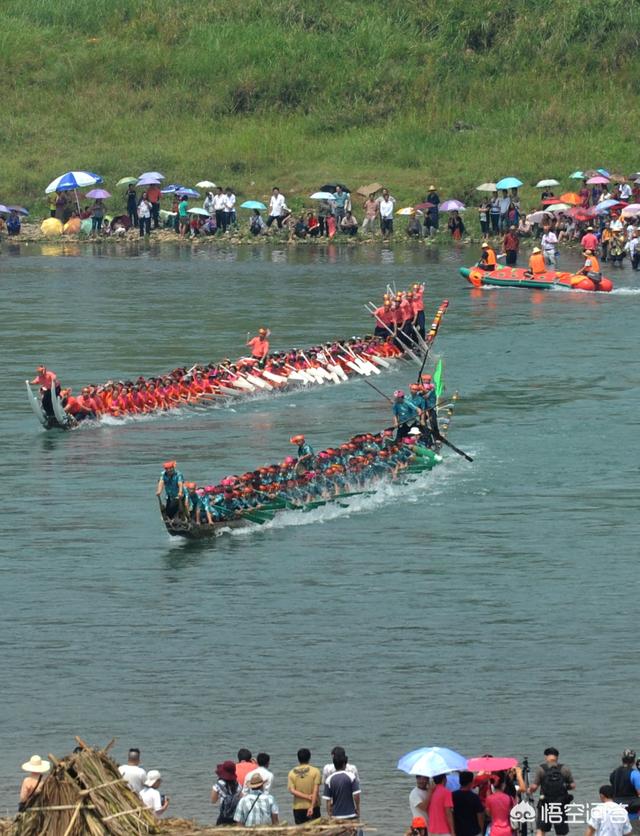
2, 0, 640, 211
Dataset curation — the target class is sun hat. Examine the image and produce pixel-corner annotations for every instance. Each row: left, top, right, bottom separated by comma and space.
21, 755, 50, 774
249, 772, 265, 788
532, 246, 541, 253
216, 760, 237, 781
144, 770, 162, 787
162, 460, 176, 470
408, 427, 421, 436
481, 242, 489, 248
412, 816, 427, 829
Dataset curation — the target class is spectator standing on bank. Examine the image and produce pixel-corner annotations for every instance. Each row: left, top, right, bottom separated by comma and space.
586, 785, 632, 836
288, 748, 322, 824
528, 746, 575, 836
267, 187, 287, 229
378, 189, 396, 236
118, 748, 146, 794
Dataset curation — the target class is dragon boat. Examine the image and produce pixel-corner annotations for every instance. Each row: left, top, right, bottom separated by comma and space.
160, 378, 459, 541
26, 300, 449, 430
460, 266, 613, 292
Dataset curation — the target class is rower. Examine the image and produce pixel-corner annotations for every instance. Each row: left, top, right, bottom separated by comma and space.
407, 382, 427, 427
421, 374, 440, 444
290, 434, 315, 471
526, 246, 546, 277
580, 248, 602, 287
392, 389, 419, 440
371, 299, 395, 339
156, 460, 184, 519
246, 327, 270, 367
478, 242, 497, 271
411, 283, 426, 338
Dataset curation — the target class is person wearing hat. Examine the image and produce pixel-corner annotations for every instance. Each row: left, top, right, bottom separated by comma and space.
212, 760, 243, 825
246, 328, 271, 366
405, 816, 428, 836
234, 771, 280, 826
425, 185, 440, 235
19, 755, 50, 811
579, 248, 602, 286
290, 434, 315, 472
393, 390, 419, 440
156, 460, 184, 519
478, 241, 497, 271
527, 246, 546, 276
581, 226, 599, 253
139, 769, 170, 817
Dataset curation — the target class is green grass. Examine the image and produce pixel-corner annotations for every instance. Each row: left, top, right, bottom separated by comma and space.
2, 0, 640, 216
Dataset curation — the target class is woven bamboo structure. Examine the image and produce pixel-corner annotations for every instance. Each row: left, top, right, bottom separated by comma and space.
158, 819, 366, 835
12, 738, 158, 836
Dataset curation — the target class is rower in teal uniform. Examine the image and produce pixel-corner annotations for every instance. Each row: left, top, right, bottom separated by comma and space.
392, 389, 419, 440
156, 460, 184, 518
290, 434, 315, 471
213, 487, 243, 520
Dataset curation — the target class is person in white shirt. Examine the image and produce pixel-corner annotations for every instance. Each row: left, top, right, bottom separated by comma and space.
139, 769, 170, 817
118, 748, 147, 794
585, 784, 632, 836
322, 746, 359, 785
541, 228, 559, 266
610, 217, 624, 233
625, 230, 640, 270
224, 187, 236, 229
213, 186, 227, 232
243, 752, 274, 795
203, 191, 215, 216
268, 187, 287, 228
377, 189, 396, 236
409, 775, 431, 820
619, 182, 632, 201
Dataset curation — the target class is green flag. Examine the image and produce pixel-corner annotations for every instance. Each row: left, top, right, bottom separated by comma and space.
433, 358, 444, 398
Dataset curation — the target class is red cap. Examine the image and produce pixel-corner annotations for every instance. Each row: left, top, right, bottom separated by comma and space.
163, 460, 176, 469
412, 817, 427, 829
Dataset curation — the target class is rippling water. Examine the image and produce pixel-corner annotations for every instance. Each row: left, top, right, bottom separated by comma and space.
0, 240, 638, 828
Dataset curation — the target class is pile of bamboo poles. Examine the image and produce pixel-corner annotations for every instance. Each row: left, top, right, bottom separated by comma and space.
12, 737, 158, 836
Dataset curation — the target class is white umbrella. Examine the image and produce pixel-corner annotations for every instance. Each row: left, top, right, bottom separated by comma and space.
545, 203, 571, 213
621, 204, 640, 217
526, 211, 548, 224
397, 747, 468, 777
309, 191, 334, 200
196, 180, 216, 189
476, 182, 497, 192
188, 207, 209, 216
140, 171, 165, 180
535, 179, 560, 188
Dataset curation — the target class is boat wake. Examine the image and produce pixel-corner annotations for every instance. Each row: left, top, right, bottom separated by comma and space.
610, 287, 640, 295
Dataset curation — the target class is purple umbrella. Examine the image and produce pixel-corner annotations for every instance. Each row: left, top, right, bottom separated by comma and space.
85, 189, 111, 199
0, 204, 9, 214
7, 205, 29, 215
440, 199, 466, 211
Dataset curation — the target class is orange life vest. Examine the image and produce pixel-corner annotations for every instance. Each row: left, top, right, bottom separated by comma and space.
484, 247, 497, 267
585, 254, 601, 274
529, 252, 546, 274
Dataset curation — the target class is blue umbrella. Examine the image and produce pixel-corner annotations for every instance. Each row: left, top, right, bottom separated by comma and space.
160, 184, 185, 194
597, 168, 610, 177
176, 188, 200, 198
595, 199, 620, 214
240, 200, 267, 210
495, 176, 523, 190
569, 171, 584, 180
397, 747, 468, 777
45, 171, 103, 194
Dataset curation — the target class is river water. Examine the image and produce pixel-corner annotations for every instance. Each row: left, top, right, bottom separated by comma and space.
0, 239, 638, 828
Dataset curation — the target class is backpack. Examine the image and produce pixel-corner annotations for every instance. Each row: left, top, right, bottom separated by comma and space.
540, 764, 568, 803
217, 781, 241, 824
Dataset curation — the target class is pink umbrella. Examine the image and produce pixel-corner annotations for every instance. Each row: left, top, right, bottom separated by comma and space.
621, 203, 640, 216
414, 202, 435, 211
440, 199, 466, 211
467, 756, 518, 772
586, 175, 609, 185
86, 188, 111, 199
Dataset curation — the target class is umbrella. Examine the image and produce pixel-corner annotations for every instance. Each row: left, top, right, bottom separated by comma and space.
0, 204, 8, 214
559, 192, 581, 205
63, 217, 81, 235
396, 206, 420, 215
597, 168, 610, 177
195, 180, 216, 189
541, 197, 561, 205
176, 188, 200, 198
310, 191, 336, 200
398, 747, 468, 777
414, 202, 435, 211
7, 205, 29, 215
569, 171, 585, 180
467, 757, 518, 773
586, 175, 609, 185
188, 207, 209, 216
596, 198, 622, 212
86, 189, 111, 199
535, 179, 560, 188
45, 171, 103, 194
440, 199, 465, 211
545, 203, 571, 212
137, 176, 161, 186
116, 177, 138, 186
41, 218, 63, 236
568, 207, 596, 221
609, 173, 626, 183
476, 182, 497, 192
526, 211, 548, 224
159, 209, 177, 219
140, 171, 165, 180
320, 183, 349, 193
495, 177, 523, 189
356, 182, 383, 197
80, 218, 93, 235
160, 184, 184, 193
240, 200, 267, 210
621, 203, 640, 216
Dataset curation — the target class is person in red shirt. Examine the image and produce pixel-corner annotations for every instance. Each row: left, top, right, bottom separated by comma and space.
483, 773, 515, 836
580, 227, 599, 252
246, 329, 270, 365
146, 184, 161, 229
427, 774, 455, 836
235, 749, 256, 788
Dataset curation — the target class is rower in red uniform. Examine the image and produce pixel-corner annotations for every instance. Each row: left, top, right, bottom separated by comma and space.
31, 365, 59, 418
411, 283, 426, 338
246, 328, 270, 366
371, 299, 395, 339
